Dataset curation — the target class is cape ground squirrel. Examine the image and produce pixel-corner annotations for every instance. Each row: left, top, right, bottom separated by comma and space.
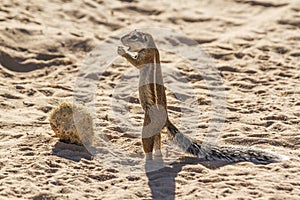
117, 30, 288, 163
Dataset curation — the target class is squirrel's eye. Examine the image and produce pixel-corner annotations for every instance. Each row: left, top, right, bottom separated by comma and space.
130, 35, 138, 40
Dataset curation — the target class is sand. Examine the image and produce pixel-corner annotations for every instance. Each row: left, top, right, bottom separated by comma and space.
0, 0, 299, 199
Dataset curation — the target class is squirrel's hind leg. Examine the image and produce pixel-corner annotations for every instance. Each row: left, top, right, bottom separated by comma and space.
153, 133, 163, 160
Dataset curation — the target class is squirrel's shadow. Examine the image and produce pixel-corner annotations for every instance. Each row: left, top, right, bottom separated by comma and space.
52, 141, 93, 162
145, 156, 268, 200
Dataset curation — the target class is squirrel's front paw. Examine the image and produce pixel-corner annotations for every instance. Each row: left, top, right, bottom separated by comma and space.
117, 46, 126, 56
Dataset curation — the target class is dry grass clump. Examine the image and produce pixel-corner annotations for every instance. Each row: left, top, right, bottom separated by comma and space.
49, 102, 94, 146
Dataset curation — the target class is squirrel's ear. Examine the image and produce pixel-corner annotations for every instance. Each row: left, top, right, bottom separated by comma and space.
143, 34, 149, 42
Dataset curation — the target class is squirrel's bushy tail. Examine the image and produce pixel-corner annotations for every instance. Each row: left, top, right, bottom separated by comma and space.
166, 122, 288, 164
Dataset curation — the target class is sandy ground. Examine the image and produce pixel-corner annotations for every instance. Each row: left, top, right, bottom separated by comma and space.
0, 0, 299, 199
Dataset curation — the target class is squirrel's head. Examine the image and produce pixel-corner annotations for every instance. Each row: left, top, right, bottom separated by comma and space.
120, 30, 156, 52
